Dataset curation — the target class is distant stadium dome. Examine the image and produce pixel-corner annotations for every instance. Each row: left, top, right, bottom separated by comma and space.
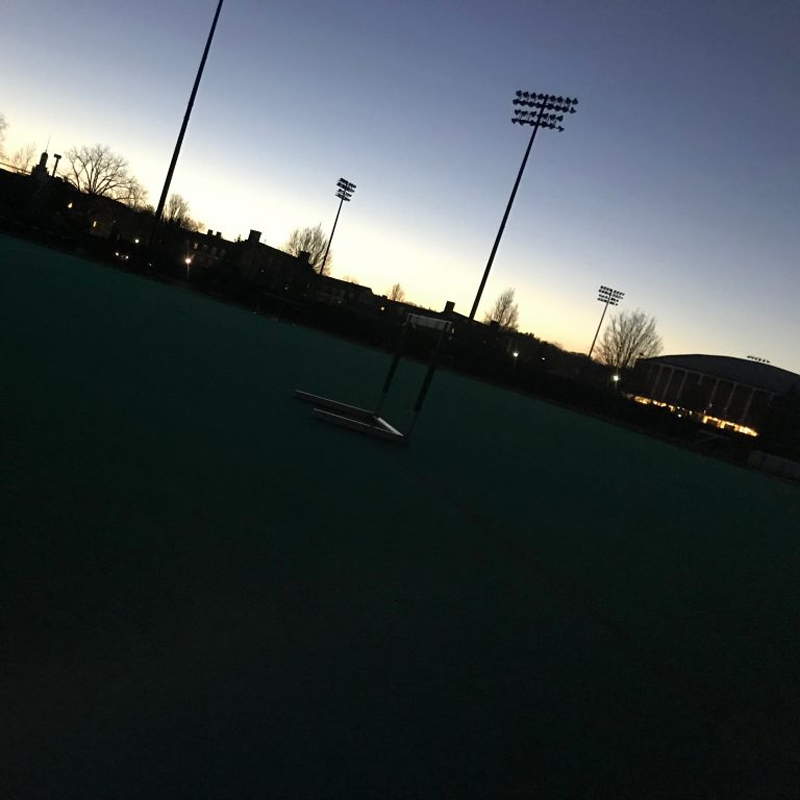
633, 354, 800, 435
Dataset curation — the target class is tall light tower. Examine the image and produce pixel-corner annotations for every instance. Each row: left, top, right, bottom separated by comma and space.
588, 285, 624, 359
150, 0, 224, 244
318, 178, 356, 276
469, 91, 578, 320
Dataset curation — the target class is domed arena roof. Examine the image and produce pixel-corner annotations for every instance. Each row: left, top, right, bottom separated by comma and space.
640, 355, 800, 395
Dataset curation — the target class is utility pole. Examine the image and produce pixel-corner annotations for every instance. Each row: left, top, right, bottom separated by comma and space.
319, 178, 356, 275
469, 91, 578, 320
150, 0, 224, 245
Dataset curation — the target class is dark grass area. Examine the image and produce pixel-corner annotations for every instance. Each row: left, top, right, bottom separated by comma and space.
2, 234, 800, 798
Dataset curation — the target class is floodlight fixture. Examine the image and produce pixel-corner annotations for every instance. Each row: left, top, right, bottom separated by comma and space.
597, 285, 624, 306
319, 176, 356, 275
469, 90, 579, 320
335, 178, 356, 203
588, 284, 624, 360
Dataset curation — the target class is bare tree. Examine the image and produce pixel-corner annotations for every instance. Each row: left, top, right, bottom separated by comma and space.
164, 193, 200, 229
7, 143, 37, 174
484, 287, 519, 330
387, 282, 406, 302
595, 309, 663, 370
63, 144, 145, 206
124, 179, 151, 212
165, 193, 189, 224
284, 224, 330, 274
0, 113, 7, 160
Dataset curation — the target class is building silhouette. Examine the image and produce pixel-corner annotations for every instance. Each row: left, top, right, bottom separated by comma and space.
633, 354, 800, 435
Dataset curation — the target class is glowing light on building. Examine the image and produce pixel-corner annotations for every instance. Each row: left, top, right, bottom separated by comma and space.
629, 395, 759, 437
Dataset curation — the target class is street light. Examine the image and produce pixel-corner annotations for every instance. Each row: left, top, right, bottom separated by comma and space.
469, 91, 578, 320
150, 0, 225, 244
588, 284, 624, 360
318, 178, 356, 276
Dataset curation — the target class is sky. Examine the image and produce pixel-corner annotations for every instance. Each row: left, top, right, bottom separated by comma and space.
2, 0, 799, 370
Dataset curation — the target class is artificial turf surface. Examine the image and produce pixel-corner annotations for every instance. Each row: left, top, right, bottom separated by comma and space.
2, 233, 800, 798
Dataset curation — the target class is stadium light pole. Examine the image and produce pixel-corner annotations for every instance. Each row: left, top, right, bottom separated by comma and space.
150, 0, 224, 245
318, 178, 355, 276
469, 91, 578, 321
588, 285, 624, 359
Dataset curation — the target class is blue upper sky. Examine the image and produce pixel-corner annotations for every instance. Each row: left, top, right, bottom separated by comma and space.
2, 0, 798, 369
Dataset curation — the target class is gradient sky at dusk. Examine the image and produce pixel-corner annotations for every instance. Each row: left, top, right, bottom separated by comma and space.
2, 0, 799, 369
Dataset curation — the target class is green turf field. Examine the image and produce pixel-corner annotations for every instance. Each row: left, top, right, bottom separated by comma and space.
2, 233, 800, 798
